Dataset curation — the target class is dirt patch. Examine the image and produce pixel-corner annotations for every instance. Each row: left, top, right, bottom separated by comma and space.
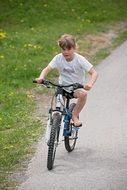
77, 20, 127, 58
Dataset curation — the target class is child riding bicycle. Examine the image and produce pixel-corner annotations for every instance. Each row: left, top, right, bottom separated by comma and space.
36, 34, 98, 127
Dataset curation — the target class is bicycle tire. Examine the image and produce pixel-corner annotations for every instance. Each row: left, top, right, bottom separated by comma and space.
47, 113, 61, 170
64, 103, 78, 152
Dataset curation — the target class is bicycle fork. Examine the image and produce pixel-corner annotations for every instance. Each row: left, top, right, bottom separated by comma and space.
45, 111, 64, 144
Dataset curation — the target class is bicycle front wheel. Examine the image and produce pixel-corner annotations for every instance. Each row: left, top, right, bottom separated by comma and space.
47, 113, 61, 170
64, 103, 78, 152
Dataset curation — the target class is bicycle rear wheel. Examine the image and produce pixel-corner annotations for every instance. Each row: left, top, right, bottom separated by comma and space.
47, 113, 61, 170
64, 103, 78, 152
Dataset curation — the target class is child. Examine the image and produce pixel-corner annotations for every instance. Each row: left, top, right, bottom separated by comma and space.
36, 34, 98, 127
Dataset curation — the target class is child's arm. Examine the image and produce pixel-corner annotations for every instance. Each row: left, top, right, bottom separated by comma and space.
36, 65, 52, 83
84, 67, 98, 90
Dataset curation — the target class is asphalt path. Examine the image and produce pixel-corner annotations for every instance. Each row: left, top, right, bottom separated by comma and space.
18, 41, 127, 190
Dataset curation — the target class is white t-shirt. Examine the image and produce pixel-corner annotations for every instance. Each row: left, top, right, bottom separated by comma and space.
49, 53, 93, 85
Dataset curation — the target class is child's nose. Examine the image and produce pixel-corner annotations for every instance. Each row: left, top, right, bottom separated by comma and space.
64, 49, 69, 53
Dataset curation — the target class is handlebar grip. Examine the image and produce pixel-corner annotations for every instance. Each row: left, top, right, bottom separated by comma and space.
33, 79, 37, 83
33, 79, 45, 84
73, 83, 84, 89
77, 84, 84, 88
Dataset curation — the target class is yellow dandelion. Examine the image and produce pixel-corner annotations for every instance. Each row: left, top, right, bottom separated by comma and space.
26, 91, 35, 99
9, 92, 14, 96
0, 31, 7, 39
44, 4, 47, 7
28, 44, 32, 47
27, 94, 35, 99
34, 45, 37, 49
0, 55, 4, 59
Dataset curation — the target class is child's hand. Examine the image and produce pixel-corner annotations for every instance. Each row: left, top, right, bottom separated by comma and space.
84, 82, 93, 91
35, 78, 44, 84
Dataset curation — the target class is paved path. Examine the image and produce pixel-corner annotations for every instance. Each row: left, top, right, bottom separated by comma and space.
18, 41, 127, 190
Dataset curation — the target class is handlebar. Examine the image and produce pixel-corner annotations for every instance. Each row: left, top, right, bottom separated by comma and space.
33, 79, 84, 90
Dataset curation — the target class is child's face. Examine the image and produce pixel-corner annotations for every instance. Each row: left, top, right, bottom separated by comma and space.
61, 47, 75, 61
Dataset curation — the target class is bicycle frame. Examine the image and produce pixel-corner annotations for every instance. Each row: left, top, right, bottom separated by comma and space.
45, 87, 74, 144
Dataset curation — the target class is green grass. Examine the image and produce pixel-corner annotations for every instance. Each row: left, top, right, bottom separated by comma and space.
0, 0, 127, 189
113, 30, 127, 47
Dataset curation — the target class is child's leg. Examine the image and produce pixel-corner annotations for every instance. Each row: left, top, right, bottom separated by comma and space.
73, 89, 87, 126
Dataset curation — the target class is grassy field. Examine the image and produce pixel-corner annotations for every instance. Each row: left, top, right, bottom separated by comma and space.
0, 0, 127, 189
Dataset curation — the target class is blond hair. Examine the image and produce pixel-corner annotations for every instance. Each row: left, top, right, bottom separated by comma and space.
58, 34, 76, 49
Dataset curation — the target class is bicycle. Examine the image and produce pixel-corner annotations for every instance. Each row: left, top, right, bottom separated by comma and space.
33, 79, 83, 170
